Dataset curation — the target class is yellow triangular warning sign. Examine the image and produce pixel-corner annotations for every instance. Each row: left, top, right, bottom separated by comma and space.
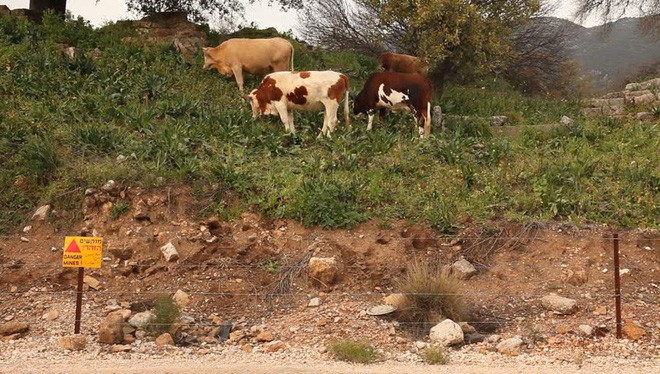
66, 239, 81, 253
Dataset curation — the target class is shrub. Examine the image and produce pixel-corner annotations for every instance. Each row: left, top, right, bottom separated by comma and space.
149, 294, 180, 336
328, 339, 381, 363
109, 202, 130, 220
422, 345, 451, 365
395, 261, 467, 334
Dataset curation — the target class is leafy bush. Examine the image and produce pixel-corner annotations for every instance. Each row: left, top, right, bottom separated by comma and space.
149, 295, 180, 336
328, 339, 381, 363
109, 202, 130, 220
422, 345, 451, 365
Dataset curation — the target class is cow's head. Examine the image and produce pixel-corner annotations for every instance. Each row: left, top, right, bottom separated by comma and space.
246, 89, 270, 118
202, 47, 233, 76
352, 90, 368, 116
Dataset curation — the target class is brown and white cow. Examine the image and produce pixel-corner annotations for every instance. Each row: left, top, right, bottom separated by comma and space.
379, 52, 429, 76
246, 71, 350, 137
353, 71, 432, 137
203, 37, 294, 91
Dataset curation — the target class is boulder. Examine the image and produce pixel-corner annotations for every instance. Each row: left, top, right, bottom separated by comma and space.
31, 205, 50, 221
173, 289, 190, 308
559, 116, 574, 126
308, 257, 338, 286
128, 311, 155, 329
111, 344, 132, 353
60, 335, 87, 351
429, 319, 464, 346
383, 293, 407, 309
497, 337, 523, 355
110, 246, 134, 260
622, 321, 646, 341
635, 112, 655, 121
155, 332, 175, 347
255, 331, 274, 342
263, 340, 286, 353
578, 325, 593, 337
632, 93, 656, 105
308, 297, 321, 307
83, 275, 101, 290
491, 116, 508, 126
0, 322, 29, 336
432, 106, 444, 126
540, 293, 577, 315
98, 311, 124, 344
160, 242, 179, 262
452, 258, 477, 280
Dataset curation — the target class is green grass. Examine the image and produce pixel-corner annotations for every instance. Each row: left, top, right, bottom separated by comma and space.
109, 201, 131, 220
328, 339, 381, 363
0, 13, 658, 234
149, 294, 180, 336
422, 345, 451, 365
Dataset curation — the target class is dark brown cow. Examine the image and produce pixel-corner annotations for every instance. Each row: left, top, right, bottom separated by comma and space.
379, 52, 429, 76
353, 72, 432, 137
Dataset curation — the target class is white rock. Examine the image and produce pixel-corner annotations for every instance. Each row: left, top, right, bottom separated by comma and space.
497, 337, 523, 354
619, 268, 630, 275
560, 116, 574, 126
308, 297, 321, 307
160, 242, 179, 262
23, 226, 32, 233
173, 290, 190, 307
452, 258, 477, 279
579, 325, 593, 336
429, 319, 464, 346
31, 205, 50, 221
540, 293, 577, 315
128, 311, 155, 329
101, 180, 116, 192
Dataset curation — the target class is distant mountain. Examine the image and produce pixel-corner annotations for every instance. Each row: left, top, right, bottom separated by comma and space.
534, 16, 660, 89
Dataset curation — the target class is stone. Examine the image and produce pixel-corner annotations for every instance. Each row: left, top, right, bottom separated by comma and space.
636, 112, 655, 121
128, 311, 155, 329
160, 242, 179, 262
432, 106, 444, 126
559, 116, 574, 126
383, 293, 407, 309
452, 258, 477, 279
632, 93, 656, 105
123, 334, 136, 344
111, 344, 132, 353
458, 322, 477, 334
497, 337, 523, 355
263, 340, 286, 353
540, 293, 577, 315
60, 335, 87, 351
173, 289, 190, 308
491, 116, 508, 126
593, 305, 607, 315
31, 205, 50, 221
228, 330, 245, 343
308, 257, 338, 286
155, 332, 175, 347
42, 310, 59, 321
109, 246, 134, 261
566, 267, 588, 286
101, 180, 117, 192
308, 297, 321, 307
556, 324, 573, 334
578, 325, 593, 337
255, 331, 274, 342
83, 276, 101, 290
0, 322, 29, 336
429, 319, 464, 347
465, 333, 485, 344
99, 311, 124, 344
240, 344, 253, 353
622, 321, 646, 341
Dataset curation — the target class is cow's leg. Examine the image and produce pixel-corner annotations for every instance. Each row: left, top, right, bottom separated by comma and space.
273, 103, 292, 133
287, 110, 296, 134
324, 101, 339, 137
367, 112, 375, 131
232, 66, 244, 91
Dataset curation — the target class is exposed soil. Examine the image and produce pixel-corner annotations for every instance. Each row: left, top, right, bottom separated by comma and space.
0, 184, 658, 370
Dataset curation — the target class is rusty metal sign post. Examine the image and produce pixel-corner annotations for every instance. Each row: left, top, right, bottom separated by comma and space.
612, 232, 622, 339
62, 236, 103, 334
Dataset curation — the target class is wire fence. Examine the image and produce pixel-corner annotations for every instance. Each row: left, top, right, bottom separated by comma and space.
0, 232, 656, 336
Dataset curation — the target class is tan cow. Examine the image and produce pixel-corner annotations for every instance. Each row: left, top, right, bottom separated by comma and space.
379, 52, 429, 76
203, 37, 294, 91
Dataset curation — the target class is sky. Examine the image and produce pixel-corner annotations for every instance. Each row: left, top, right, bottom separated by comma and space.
1, 0, 605, 32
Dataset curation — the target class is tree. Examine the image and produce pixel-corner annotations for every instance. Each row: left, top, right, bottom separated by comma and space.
29, 0, 67, 18
125, 0, 303, 23
299, 0, 541, 94
575, 0, 659, 23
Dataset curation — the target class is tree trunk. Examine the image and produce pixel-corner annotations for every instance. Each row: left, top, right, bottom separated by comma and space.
29, 0, 66, 18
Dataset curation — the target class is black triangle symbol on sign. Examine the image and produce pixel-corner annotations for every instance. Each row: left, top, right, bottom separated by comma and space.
66, 240, 81, 253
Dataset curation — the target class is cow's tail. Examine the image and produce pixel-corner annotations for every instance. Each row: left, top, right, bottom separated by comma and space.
344, 79, 350, 129
290, 44, 295, 71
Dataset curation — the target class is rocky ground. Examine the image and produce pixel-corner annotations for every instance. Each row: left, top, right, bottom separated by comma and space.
0, 183, 658, 372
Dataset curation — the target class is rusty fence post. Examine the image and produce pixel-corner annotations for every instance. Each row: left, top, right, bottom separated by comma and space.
612, 232, 622, 339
